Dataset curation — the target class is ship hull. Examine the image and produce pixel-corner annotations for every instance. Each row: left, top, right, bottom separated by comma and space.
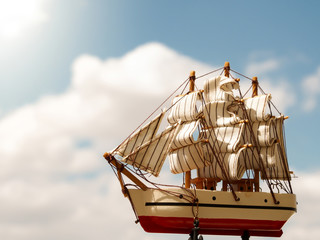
128, 188, 296, 237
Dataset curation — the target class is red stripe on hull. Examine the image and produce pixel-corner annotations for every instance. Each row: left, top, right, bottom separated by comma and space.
139, 216, 284, 237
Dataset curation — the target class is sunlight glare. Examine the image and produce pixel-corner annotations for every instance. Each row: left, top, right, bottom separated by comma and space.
0, 0, 47, 39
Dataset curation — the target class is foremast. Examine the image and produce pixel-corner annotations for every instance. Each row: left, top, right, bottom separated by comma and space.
185, 70, 195, 189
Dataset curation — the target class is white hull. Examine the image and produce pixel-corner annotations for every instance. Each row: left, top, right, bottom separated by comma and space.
128, 188, 296, 237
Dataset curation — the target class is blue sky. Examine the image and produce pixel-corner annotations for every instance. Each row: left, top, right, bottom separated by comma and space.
2, 0, 319, 109
1, 1, 320, 240
1, 0, 319, 169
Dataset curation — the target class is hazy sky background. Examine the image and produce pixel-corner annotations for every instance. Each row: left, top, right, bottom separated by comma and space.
1, 1, 320, 240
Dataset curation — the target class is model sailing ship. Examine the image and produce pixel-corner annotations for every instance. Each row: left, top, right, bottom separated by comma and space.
103, 62, 296, 240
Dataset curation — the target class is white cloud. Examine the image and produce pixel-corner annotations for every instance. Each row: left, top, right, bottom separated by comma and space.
0, 42, 305, 240
0, 42, 213, 240
281, 171, 320, 240
301, 66, 320, 111
0, 175, 138, 240
71, 43, 213, 95
0, 0, 49, 39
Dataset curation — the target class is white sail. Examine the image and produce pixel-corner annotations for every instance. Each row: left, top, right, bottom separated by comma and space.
202, 101, 241, 127
122, 123, 180, 177
240, 143, 279, 169
113, 70, 290, 182
203, 76, 239, 103
262, 146, 290, 180
114, 111, 165, 157
171, 119, 202, 149
198, 147, 247, 181
205, 122, 245, 153
169, 142, 211, 174
198, 97, 287, 181
242, 115, 288, 172
167, 91, 208, 174
262, 116, 291, 180
248, 118, 278, 147
197, 142, 281, 181
168, 118, 209, 174
264, 162, 291, 180
241, 94, 272, 122
197, 76, 247, 180
167, 91, 202, 124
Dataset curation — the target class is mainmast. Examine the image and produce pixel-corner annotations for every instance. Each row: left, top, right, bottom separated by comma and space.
252, 76, 260, 192
222, 62, 230, 191
185, 70, 195, 189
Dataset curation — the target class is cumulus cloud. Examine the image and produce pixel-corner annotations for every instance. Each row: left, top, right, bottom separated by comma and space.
0, 175, 141, 240
0, 42, 304, 240
0, 0, 49, 39
301, 66, 320, 111
0, 42, 213, 240
281, 171, 320, 240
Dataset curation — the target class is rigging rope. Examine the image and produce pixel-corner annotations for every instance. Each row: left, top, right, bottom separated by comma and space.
109, 65, 292, 203
112, 76, 190, 155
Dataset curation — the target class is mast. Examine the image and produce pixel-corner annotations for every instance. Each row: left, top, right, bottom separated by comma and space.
224, 61, 230, 77
252, 76, 258, 96
222, 62, 230, 191
252, 76, 260, 192
185, 70, 195, 189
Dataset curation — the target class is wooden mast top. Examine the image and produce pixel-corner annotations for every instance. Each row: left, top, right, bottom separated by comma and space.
224, 62, 230, 77
252, 76, 258, 97
189, 71, 195, 92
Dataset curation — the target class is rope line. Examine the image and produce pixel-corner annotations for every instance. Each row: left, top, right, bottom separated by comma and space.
108, 65, 293, 205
